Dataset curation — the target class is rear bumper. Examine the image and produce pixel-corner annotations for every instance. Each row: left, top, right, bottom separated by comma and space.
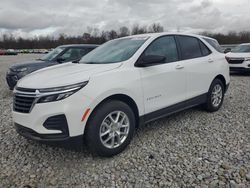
15, 123, 83, 146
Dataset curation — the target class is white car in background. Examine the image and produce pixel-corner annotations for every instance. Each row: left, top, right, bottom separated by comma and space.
13, 33, 230, 157
226, 43, 250, 72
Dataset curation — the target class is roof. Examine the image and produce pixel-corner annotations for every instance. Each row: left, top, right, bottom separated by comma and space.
121, 32, 217, 41
239, 43, 250, 46
59, 44, 99, 48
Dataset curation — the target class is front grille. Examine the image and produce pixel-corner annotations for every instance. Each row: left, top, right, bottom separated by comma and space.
13, 95, 36, 113
228, 59, 244, 64
13, 87, 38, 113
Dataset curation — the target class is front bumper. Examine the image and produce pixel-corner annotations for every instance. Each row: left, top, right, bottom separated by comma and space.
6, 73, 19, 90
229, 60, 250, 72
230, 67, 250, 72
15, 123, 83, 146
12, 90, 94, 138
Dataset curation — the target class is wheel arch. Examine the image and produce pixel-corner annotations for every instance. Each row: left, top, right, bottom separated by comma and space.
85, 94, 140, 133
213, 74, 226, 90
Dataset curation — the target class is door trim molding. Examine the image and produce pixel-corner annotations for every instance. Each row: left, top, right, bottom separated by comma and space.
139, 93, 207, 125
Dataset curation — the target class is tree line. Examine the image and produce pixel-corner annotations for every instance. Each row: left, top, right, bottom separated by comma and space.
0, 23, 250, 49
200, 31, 250, 45
0, 23, 163, 49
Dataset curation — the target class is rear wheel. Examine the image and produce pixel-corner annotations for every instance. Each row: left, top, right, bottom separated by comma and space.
204, 79, 225, 112
85, 100, 135, 157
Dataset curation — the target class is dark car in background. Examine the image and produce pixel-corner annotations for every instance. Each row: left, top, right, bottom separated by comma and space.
6, 44, 98, 90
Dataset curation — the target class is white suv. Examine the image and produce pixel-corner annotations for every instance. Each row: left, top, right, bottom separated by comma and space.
226, 43, 250, 72
13, 33, 230, 156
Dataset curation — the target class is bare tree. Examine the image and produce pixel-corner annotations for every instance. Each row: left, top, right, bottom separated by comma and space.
148, 23, 164, 33
119, 26, 130, 37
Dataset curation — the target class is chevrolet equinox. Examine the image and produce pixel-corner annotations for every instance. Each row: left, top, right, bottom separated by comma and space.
13, 33, 230, 157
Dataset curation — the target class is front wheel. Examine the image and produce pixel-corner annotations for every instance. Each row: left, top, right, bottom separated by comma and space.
204, 79, 225, 112
85, 100, 135, 157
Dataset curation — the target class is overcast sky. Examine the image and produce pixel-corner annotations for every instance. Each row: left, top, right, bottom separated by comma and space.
0, 0, 249, 38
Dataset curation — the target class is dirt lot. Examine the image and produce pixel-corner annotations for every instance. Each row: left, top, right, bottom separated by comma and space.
1, 54, 250, 187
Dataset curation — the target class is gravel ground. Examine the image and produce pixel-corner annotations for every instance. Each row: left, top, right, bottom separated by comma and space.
1, 54, 250, 187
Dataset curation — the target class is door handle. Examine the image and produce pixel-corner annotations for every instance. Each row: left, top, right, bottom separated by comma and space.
176, 65, 184, 69
208, 59, 214, 63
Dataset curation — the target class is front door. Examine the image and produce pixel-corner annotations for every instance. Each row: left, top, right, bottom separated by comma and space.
138, 35, 187, 114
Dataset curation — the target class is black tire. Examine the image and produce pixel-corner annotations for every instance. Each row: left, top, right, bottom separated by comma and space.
85, 100, 136, 157
204, 79, 225, 112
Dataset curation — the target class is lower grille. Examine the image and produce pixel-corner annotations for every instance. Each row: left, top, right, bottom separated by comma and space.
13, 95, 36, 113
15, 123, 69, 140
228, 59, 244, 64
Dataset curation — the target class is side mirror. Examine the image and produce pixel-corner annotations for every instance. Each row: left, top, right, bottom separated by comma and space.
56, 57, 66, 63
224, 48, 231, 54
137, 55, 166, 67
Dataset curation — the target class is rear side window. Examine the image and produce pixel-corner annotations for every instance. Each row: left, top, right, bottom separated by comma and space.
144, 36, 179, 63
177, 36, 202, 60
203, 38, 223, 53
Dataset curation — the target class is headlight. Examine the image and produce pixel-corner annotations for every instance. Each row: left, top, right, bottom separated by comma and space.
16, 67, 28, 72
245, 58, 250, 61
37, 81, 88, 103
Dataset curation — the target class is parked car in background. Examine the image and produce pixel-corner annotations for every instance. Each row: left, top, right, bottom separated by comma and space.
221, 44, 238, 53
0, 49, 5, 55
0, 49, 18, 55
6, 44, 98, 90
226, 43, 250, 72
12, 33, 230, 157
6, 49, 18, 55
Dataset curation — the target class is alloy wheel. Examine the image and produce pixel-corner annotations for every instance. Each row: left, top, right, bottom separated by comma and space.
99, 111, 130, 149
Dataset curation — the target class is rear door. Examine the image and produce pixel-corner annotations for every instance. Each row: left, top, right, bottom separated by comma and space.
138, 35, 187, 114
176, 35, 215, 99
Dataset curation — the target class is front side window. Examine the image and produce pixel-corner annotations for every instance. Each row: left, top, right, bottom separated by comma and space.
144, 36, 179, 63
178, 36, 202, 60
59, 48, 89, 62
231, 44, 250, 53
80, 37, 148, 64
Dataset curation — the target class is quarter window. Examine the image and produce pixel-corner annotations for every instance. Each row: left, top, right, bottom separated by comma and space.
178, 36, 202, 60
199, 41, 211, 56
144, 36, 179, 63
203, 38, 223, 53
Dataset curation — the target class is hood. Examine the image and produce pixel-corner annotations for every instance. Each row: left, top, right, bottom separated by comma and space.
10, 60, 54, 71
226, 52, 250, 58
17, 62, 122, 89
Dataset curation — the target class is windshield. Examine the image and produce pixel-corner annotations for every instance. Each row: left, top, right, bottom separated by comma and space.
231, 45, 250, 53
40, 47, 65, 61
79, 37, 148, 64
